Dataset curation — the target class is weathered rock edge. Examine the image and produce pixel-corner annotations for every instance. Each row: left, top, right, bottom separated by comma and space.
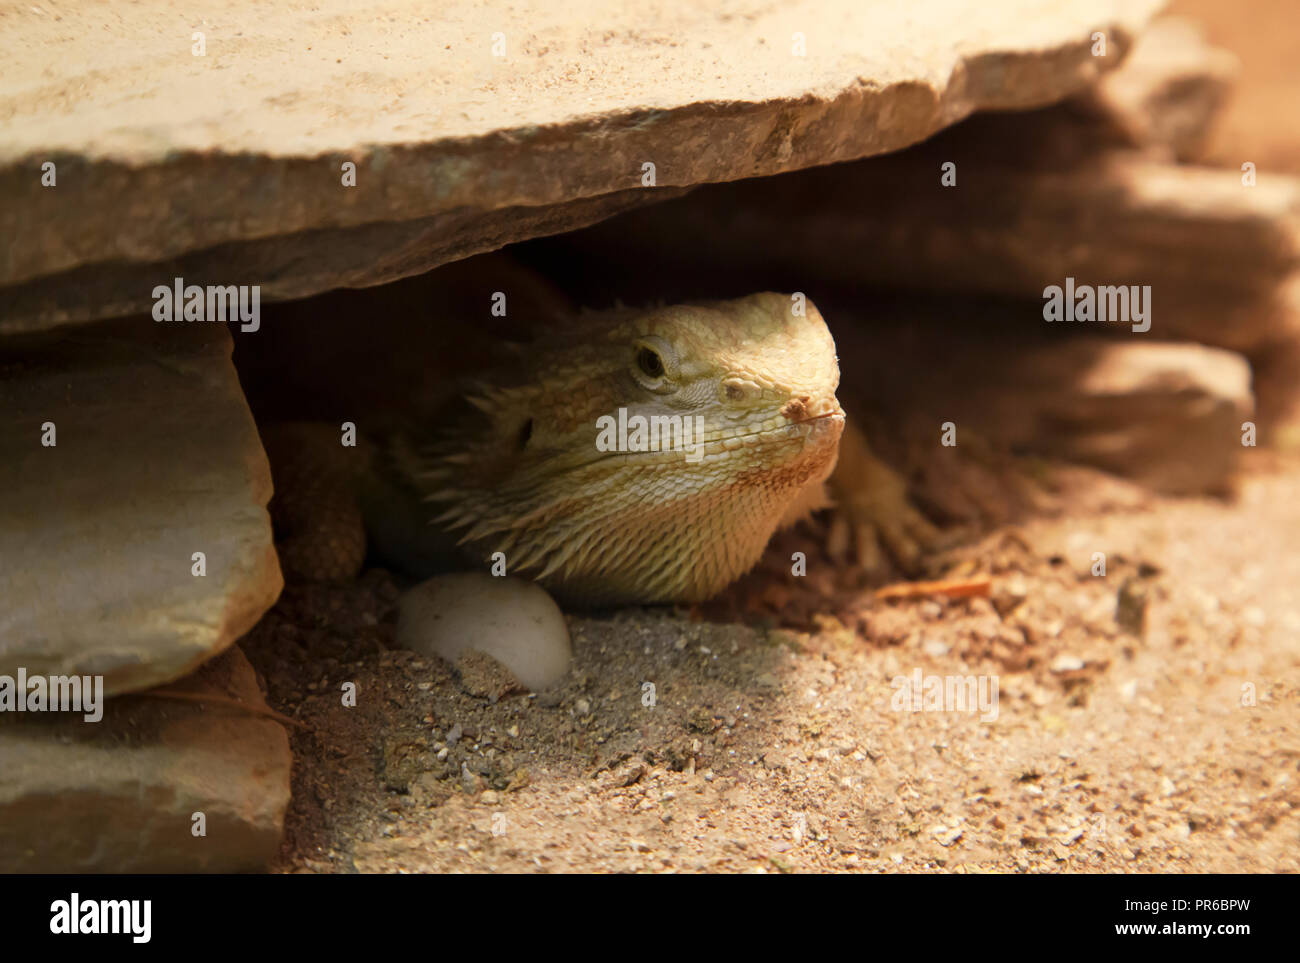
0, 319, 283, 697
0, 0, 1162, 331
0, 646, 291, 873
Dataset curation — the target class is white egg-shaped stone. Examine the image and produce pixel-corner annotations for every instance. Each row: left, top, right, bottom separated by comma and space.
395, 573, 571, 692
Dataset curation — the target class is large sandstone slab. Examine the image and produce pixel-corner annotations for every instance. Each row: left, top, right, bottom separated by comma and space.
0, 0, 1161, 331
0, 646, 291, 873
0, 319, 282, 697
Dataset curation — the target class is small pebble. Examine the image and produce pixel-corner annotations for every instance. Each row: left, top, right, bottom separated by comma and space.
396, 573, 571, 691
1050, 654, 1086, 673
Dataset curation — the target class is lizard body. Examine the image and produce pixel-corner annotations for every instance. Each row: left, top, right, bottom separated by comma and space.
265, 292, 862, 605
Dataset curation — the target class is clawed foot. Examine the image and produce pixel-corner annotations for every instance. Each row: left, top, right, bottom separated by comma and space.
826, 460, 945, 577
825, 422, 949, 578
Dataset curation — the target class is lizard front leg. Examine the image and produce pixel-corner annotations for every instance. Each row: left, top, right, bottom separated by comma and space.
262, 422, 369, 582
825, 419, 942, 577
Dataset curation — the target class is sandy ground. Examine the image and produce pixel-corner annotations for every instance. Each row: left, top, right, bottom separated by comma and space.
240, 451, 1299, 873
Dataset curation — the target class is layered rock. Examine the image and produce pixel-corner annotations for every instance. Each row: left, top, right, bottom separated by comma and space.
829, 308, 1253, 500
541, 18, 1297, 356
1074, 15, 1240, 161
0, 319, 282, 697
947, 338, 1253, 495
0, 0, 1162, 332
0, 646, 291, 873
551, 122, 1300, 354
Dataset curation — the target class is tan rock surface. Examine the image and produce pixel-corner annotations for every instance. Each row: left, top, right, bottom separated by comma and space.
0, 0, 1161, 331
967, 339, 1254, 495
555, 136, 1300, 353
0, 645, 291, 873
0, 319, 282, 696
1076, 15, 1239, 161
825, 315, 1254, 499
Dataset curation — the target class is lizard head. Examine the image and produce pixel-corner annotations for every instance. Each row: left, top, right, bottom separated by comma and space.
397, 292, 844, 605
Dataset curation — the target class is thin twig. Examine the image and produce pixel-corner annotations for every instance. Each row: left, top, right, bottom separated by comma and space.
874, 575, 993, 601
138, 688, 310, 730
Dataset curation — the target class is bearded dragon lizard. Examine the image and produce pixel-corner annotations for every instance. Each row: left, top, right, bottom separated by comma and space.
262, 291, 937, 605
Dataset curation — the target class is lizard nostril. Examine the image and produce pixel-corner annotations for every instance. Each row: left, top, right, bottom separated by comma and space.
781, 396, 813, 421
722, 381, 746, 403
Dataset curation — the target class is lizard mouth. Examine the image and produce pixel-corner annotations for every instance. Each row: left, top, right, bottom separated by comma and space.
786, 409, 844, 430
586, 404, 843, 466
762, 403, 845, 435
776, 407, 845, 450
772, 408, 843, 445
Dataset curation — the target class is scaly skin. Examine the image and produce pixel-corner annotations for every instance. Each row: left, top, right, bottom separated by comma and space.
267, 293, 846, 604
265, 291, 942, 605
379, 292, 844, 605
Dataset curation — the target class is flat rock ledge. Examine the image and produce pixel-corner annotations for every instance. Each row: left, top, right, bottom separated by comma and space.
0, 646, 291, 873
0, 319, 282, 697
0, 0, 1161, 331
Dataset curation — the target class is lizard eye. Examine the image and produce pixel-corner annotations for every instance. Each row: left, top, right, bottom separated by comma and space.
631, 336, 677, 391
636, 346, 665, 379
